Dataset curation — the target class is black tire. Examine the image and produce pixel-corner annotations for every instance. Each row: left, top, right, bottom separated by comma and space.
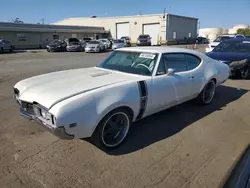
91, 108, 132, 149
0, 47, 3, 53
9, 46, 13, 52
47, 48, 50, 52
196, 80, 216, 105
242, 67, 250, 79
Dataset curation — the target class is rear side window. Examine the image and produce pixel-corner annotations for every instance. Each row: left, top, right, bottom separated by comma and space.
163, 53, 187, 72
185, 54, 201, 70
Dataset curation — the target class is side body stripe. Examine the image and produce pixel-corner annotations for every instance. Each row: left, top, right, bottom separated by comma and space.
136, 80, 148, 120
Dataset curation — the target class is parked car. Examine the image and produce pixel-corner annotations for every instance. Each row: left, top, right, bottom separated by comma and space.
220, 144, 250, 188
137, 34, 151, 46
196, 37, 209, 44
13, 47, 229, 149
112, 39, 125, 50
0, 39, 14, 53
120, 36, 131, 47
85, 40, 105, 53
82, 37, 93, 43
46, 40, 67, 52
99, 38, 111, 49
65, 38, 84, 52
206, 38, 250, 79
206, 34, 245, 52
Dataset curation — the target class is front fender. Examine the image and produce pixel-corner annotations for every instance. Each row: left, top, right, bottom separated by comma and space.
49, 81, 141, 138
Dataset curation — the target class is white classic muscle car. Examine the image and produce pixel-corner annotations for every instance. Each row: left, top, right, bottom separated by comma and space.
13, 47, 230, 149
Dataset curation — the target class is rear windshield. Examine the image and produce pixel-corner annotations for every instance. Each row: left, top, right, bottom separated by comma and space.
214, 36, 233, 42
49, 40, 63, 45
83, 38, 91, 41
213, 41, 250, 53
114, 40, 124, 43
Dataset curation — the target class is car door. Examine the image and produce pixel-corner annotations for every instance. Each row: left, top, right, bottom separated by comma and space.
162, 53, 197, 103
185, 54, 204, 97
145, 57, 178, 115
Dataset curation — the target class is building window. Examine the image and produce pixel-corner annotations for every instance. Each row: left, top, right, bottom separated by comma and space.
188, 33, 192, 38
173, 32, 177, 39
17, 33, 26, 42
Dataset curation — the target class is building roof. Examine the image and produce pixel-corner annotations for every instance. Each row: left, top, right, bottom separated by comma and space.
54, 13, 198, 25
0, 22, 109, 33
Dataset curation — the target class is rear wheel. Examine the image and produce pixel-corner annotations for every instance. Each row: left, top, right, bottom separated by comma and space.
91, 108, 132, 149
9, 46, 13, 52
197, 80, 216, 105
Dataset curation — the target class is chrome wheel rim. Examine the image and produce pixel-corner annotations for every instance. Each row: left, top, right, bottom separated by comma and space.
203, 81, 215, 104
101, 112, 130, 147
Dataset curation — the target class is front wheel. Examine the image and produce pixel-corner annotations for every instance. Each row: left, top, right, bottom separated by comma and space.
242, 67, 250, 79
91, 108, 132, 149
196, 80, 216, 105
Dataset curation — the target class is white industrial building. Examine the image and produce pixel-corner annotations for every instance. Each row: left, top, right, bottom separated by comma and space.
199, 24, 249, 42
54, 13, 198, 45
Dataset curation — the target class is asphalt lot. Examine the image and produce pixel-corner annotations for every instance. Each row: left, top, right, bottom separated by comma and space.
0, 48, 250, 188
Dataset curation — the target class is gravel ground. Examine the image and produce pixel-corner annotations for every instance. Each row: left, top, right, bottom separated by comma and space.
0, 48, 249, 188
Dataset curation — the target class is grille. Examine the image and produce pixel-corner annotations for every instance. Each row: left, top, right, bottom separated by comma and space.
20, 101, 34, 115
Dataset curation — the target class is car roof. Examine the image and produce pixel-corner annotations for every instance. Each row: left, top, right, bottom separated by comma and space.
224, 38, 250, 42
116, 46, 202, 54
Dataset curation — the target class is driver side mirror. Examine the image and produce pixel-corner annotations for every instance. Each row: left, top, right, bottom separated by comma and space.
167, 68, 175, 76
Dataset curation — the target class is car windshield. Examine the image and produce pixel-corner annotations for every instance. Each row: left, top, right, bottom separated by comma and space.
68, 38, 79, 43
69, 42, 79, 45
114, 40, 124, 43
88, 41, 99, 44
83, 38, 91, 41
213, 41, 250, 53
98, 51, 158, 76
214, 36, 233, 42
49, 40, 63, 45
139, 35, 149, 39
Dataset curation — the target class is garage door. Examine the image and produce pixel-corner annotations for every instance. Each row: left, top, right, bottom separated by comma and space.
143, 23, 160, 45
116, 22, 129, 39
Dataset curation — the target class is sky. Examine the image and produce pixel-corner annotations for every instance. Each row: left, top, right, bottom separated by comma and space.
1, 0, 250, 28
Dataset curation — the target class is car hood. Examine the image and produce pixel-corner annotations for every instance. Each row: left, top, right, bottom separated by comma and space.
14, 67, 140, 109
207, 52, 250, 63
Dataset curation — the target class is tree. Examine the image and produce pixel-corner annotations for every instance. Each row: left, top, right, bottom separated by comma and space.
237, 28, 250, 36
12, 18, 24, 24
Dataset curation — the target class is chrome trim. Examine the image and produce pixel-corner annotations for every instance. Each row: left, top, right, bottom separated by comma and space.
19, 108, 74, 140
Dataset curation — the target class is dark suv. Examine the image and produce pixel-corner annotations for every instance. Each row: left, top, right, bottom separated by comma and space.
137, 35, 151, 46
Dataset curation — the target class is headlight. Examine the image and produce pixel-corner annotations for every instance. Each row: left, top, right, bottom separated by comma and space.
41, 108, 47, 118
46, 45, 49, 48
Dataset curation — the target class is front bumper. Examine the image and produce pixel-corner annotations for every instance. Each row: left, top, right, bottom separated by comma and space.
85, 48, 99, 52
19, 105, 74, 140
47, 47, 61, 52
66, 47, 81, 52
137, 42, 151, 46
